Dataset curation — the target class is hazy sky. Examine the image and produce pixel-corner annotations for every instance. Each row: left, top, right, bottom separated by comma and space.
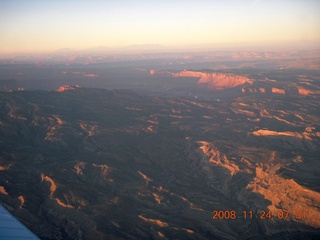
1, 0, 320, 54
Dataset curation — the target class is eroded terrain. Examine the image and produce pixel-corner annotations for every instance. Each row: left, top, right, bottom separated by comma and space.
0, 77, 319, 239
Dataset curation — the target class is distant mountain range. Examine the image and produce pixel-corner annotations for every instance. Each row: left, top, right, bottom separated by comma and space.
54, 44, 165, 54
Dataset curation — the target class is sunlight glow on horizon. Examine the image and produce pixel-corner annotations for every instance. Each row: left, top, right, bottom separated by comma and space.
1, 0, 320, 54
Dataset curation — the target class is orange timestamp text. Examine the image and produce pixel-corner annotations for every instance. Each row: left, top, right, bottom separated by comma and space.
212, 209, 307, 220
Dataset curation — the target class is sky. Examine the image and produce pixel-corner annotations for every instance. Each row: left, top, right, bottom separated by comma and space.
1, 0, 320, 54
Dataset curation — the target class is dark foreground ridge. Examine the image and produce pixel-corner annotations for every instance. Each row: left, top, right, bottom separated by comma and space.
0, 88, 319, 239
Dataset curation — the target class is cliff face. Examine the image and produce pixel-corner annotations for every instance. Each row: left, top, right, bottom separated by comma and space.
56, 85, 75, 92
197, 141, 240, 176
150, 69, 320, 97
297, 87, 320, 95
149, 70, 252, 90
241, 86, 320, 96
247, 166, 320, 229
172, 71, 253, 90
251, 128, 320, 142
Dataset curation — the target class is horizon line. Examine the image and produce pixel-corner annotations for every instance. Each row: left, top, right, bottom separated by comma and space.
1, 40, 320, 57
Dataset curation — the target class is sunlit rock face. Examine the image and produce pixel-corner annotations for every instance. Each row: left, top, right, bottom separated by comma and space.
150, 69, 253, 90
297, 87, 320, 95
241, 85, 320, 96
247, 167, 320, 228
171, 71, 253, 90
271, 87, 286, 94
149, 69, 320, 98
0, 87, 319, 239
56, 85, 75, 92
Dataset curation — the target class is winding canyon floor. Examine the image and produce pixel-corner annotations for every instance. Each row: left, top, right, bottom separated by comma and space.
0, 67, 320, 239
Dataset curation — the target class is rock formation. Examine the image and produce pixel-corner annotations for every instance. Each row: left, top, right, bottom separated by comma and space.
172, 70, 253, 90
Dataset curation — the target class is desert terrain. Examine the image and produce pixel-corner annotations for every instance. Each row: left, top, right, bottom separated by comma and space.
0, 49, 319, 239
